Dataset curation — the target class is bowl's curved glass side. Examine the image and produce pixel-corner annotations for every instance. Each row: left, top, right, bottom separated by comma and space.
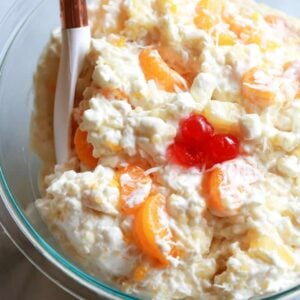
0, 1, 136, 299
257, 287, 300, 300
0, 0, 34, 61
0, 0, 300, 300
0, 178, 102, 300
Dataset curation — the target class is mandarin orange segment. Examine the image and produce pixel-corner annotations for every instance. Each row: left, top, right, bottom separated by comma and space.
117, 165, 152, 215
74, 128, 98, 168
139, 49, 187, 92
202, 166, 245, 217
134, 193, 176, 265
202, 161, 259, 217
226, 19, 251, 38
101, 87, 129, 101
122, 228, 135, 244
202, 167, 226, 217
180, 72, 196, 87
242, 67, 276, 109
223, 9, 261, 38
126, 156, 152, 171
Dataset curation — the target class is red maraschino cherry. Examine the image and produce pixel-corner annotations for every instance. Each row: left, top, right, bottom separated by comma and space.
168, 114, 240, 169
180, 114, 214, 147
168, 142, 206, 168
205, 134, 240, 168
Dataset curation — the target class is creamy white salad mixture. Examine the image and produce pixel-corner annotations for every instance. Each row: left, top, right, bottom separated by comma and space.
32, 0, 300, 299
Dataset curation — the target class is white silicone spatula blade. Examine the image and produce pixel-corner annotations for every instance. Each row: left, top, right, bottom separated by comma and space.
54, 0, 90, 164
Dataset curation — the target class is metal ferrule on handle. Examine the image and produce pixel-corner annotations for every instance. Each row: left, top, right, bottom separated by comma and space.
60, 0, 88, 29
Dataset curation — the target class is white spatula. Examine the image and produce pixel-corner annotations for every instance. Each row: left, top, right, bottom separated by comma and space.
54, 0, 91, 164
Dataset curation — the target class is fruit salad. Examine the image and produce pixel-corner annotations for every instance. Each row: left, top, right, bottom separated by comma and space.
32, 0, 300, 299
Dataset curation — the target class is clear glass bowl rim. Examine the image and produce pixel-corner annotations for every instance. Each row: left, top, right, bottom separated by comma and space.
0, 1, 300, 299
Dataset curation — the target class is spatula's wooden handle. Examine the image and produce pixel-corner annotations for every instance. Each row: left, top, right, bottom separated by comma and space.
60, 0, 88, 29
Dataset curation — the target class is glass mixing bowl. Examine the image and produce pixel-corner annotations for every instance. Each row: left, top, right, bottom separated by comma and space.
0, 0, 300, 299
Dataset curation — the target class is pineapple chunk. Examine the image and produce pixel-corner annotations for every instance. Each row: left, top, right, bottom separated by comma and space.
272, 131, 297, 152
112, 36, 126, 48
277, 155, 300, 178
194, 9, 216, 31
156, 0, 177, 14
246, 34, 279, 52
103, 140, 123, 152
251, 12, 261, 23
203, 100, 243, 135
248, 230, 295, 268
240, 114, 262, 140
242, 67, 277, 109
217, 33, 236, 46
196, 0, 223, 14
